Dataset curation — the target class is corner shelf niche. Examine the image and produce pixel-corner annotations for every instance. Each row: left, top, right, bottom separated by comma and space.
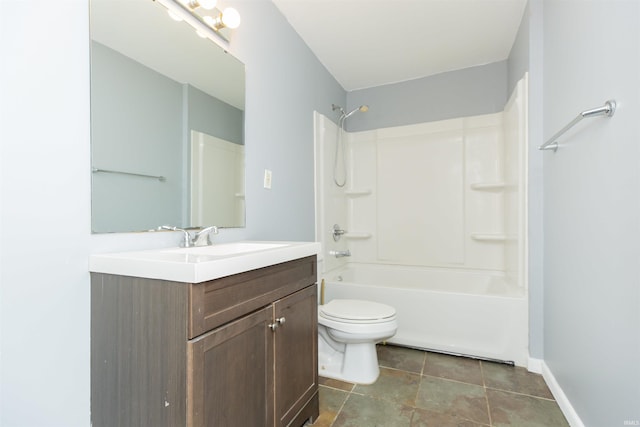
470, 182, 506, 192
344, 232, 372, 240
344, 189, 372, 197
470, 233, 517, 242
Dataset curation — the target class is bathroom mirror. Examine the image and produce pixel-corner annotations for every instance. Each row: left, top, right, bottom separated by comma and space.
90, 0, 245, 233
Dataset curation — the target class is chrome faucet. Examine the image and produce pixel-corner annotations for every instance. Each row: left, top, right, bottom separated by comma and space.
158, 225, 218, 247
332, 224, 347, 242
158, 225, 193, 247
329, 249, 351, 258
193, 226, 219, 246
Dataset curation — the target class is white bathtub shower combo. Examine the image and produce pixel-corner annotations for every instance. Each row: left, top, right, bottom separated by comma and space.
315, 75, 529, 369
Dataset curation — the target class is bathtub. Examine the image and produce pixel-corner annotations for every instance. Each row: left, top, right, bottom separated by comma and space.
321, 263, 529, 366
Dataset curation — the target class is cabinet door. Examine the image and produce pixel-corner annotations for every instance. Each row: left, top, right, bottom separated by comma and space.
274, 285, 318, 427
187, 305, 274, 427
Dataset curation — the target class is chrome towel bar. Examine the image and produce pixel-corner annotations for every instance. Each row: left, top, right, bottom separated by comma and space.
92, 167, 166, 182
539, 100, 616, 152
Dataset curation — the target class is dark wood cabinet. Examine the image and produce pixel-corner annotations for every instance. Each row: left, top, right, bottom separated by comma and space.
91, 256, 318, 427
274, 286, 318, 427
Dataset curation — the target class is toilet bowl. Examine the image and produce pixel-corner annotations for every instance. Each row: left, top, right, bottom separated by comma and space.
318, 299, 397, 384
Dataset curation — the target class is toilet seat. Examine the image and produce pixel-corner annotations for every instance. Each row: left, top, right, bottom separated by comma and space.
319, 299, 396, 324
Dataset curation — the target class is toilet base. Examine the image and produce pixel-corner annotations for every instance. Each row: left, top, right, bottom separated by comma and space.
318, 336, 380, 384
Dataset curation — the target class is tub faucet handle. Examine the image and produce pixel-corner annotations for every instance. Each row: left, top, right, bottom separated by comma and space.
332, 224, 347, 241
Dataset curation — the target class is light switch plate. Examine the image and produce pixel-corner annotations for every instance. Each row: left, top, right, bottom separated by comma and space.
263, 169, 272, 189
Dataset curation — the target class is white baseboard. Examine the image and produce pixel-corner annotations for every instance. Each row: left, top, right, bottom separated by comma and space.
527, 357, 543, 374
541, 361, 586, 427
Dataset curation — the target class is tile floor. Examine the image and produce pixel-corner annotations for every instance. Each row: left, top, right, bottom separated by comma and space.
311, 345, 570, 427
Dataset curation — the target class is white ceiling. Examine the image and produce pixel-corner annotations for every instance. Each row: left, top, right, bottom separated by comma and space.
272, 0, 527, 91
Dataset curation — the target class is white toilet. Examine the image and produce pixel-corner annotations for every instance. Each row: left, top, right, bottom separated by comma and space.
318, 299, 397, 384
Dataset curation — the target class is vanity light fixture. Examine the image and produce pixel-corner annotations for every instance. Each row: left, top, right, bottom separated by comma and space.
157, 0, 241, 43
182, 0, 217, 10
203, 8, 241, 30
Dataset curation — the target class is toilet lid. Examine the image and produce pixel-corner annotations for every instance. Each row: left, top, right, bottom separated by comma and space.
320, 299, 396, 322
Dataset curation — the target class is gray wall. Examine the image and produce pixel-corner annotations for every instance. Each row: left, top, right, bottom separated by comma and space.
91, 41, 183, 232
543, 0, 639, 425
345, 60, 508, 132
1, 2, 92, 426
186, 84, 243, 145
229, 0, 345, 241
0, 0, 344, 425
507, 4, 530, 96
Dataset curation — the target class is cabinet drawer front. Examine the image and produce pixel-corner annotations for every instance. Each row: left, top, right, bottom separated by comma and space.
189, 256, 316, 338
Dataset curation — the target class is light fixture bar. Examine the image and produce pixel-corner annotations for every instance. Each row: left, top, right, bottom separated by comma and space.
155, 0, 235, 43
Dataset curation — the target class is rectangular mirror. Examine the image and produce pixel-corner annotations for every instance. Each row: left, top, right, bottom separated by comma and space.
90, 0, 246, 233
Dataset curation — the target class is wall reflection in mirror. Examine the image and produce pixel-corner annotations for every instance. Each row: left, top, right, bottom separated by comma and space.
90, 0, 246, 233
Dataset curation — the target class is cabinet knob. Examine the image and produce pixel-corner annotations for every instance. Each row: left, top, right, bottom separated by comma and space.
268, 317, 286, 331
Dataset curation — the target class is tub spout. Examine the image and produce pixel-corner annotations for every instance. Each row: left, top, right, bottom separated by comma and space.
329, 250, 351, 258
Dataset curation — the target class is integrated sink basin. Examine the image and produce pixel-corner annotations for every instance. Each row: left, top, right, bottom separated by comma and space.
161, 242, 288, 257
89, 241, 321, 283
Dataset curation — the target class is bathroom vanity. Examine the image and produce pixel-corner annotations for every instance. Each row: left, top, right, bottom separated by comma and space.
90, 242, 320, 427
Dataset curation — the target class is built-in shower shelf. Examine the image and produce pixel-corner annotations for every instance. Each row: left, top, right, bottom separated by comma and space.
471, 233, 509, 242
235, 193, 245, 199
344, 232, 372, 240
470, 182, 506, 192
344, 189, 372, 197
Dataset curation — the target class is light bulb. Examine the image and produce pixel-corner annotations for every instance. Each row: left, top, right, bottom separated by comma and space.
221, 7, 241, 29
198, 0, 217, 10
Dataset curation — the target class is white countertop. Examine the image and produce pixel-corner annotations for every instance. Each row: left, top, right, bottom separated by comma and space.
89, 241, 321, 283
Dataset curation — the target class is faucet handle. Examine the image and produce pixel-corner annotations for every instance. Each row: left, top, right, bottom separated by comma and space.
158, 225, 192, 247
332, 224, 347, 241
193, 226, 219, 246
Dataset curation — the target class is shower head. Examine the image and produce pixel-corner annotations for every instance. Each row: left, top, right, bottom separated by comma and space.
332, 104, 369, 121
343, 105, 369, 120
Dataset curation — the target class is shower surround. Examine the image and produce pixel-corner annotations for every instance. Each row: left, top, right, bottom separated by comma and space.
315, 75, 529, 365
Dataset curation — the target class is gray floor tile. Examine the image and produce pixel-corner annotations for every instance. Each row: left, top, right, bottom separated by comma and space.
314, 348, 568, 427
481, 361, 553, 399
319, 376, 355, 392
423, 352, 483, 386
487, 389, 570, 427
411, 406, 490, 426
332, 394, 414, 427
377, 344, 426, 374
354, 367, 421, 407
415, 376, 490, 425
313, 386, 349, 427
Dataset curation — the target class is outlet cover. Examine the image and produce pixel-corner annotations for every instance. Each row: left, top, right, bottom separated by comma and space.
263, 169, 272, 189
